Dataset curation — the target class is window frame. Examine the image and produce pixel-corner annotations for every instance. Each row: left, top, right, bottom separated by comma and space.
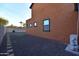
43, 18, 50, 32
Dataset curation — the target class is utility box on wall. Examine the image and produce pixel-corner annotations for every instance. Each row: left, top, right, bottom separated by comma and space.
70, 34, 78, 46
65, 34, 79, 55
69, 34, 78, 50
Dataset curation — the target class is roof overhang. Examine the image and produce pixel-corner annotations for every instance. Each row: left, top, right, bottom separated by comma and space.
30, 3, 34, 9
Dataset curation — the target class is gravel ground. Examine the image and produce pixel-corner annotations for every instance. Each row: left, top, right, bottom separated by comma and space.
7, 32, 77, 56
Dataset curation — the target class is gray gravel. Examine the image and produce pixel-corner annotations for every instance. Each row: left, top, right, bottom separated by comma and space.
1, 32, 77, 56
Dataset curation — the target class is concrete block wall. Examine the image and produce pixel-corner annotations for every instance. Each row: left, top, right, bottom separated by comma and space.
0, 26, 6, 46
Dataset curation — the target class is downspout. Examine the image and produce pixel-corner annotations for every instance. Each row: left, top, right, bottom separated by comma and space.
77, 4, 79, 45
65, 3, 79, 55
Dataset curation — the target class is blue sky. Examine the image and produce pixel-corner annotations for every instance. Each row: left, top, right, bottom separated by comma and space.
0, 3, 31, 26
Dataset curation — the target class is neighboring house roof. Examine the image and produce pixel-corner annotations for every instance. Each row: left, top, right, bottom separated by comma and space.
30, 3, 34, 9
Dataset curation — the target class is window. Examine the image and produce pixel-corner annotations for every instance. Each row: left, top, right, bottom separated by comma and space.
34, 22, 37, 27
29, 24, 32, 28
43, 18, 50, 32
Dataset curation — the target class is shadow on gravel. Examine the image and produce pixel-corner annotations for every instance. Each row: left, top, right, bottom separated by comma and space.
7, 32, 77, 56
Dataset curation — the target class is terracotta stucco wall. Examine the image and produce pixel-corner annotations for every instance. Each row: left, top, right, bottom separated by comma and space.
26, 3, 77, 44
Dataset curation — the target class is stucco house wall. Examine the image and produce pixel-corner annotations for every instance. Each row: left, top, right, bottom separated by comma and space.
26, 3, 78, 44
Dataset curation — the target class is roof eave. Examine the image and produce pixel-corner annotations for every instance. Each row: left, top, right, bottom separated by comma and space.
30, 3, 34, 9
